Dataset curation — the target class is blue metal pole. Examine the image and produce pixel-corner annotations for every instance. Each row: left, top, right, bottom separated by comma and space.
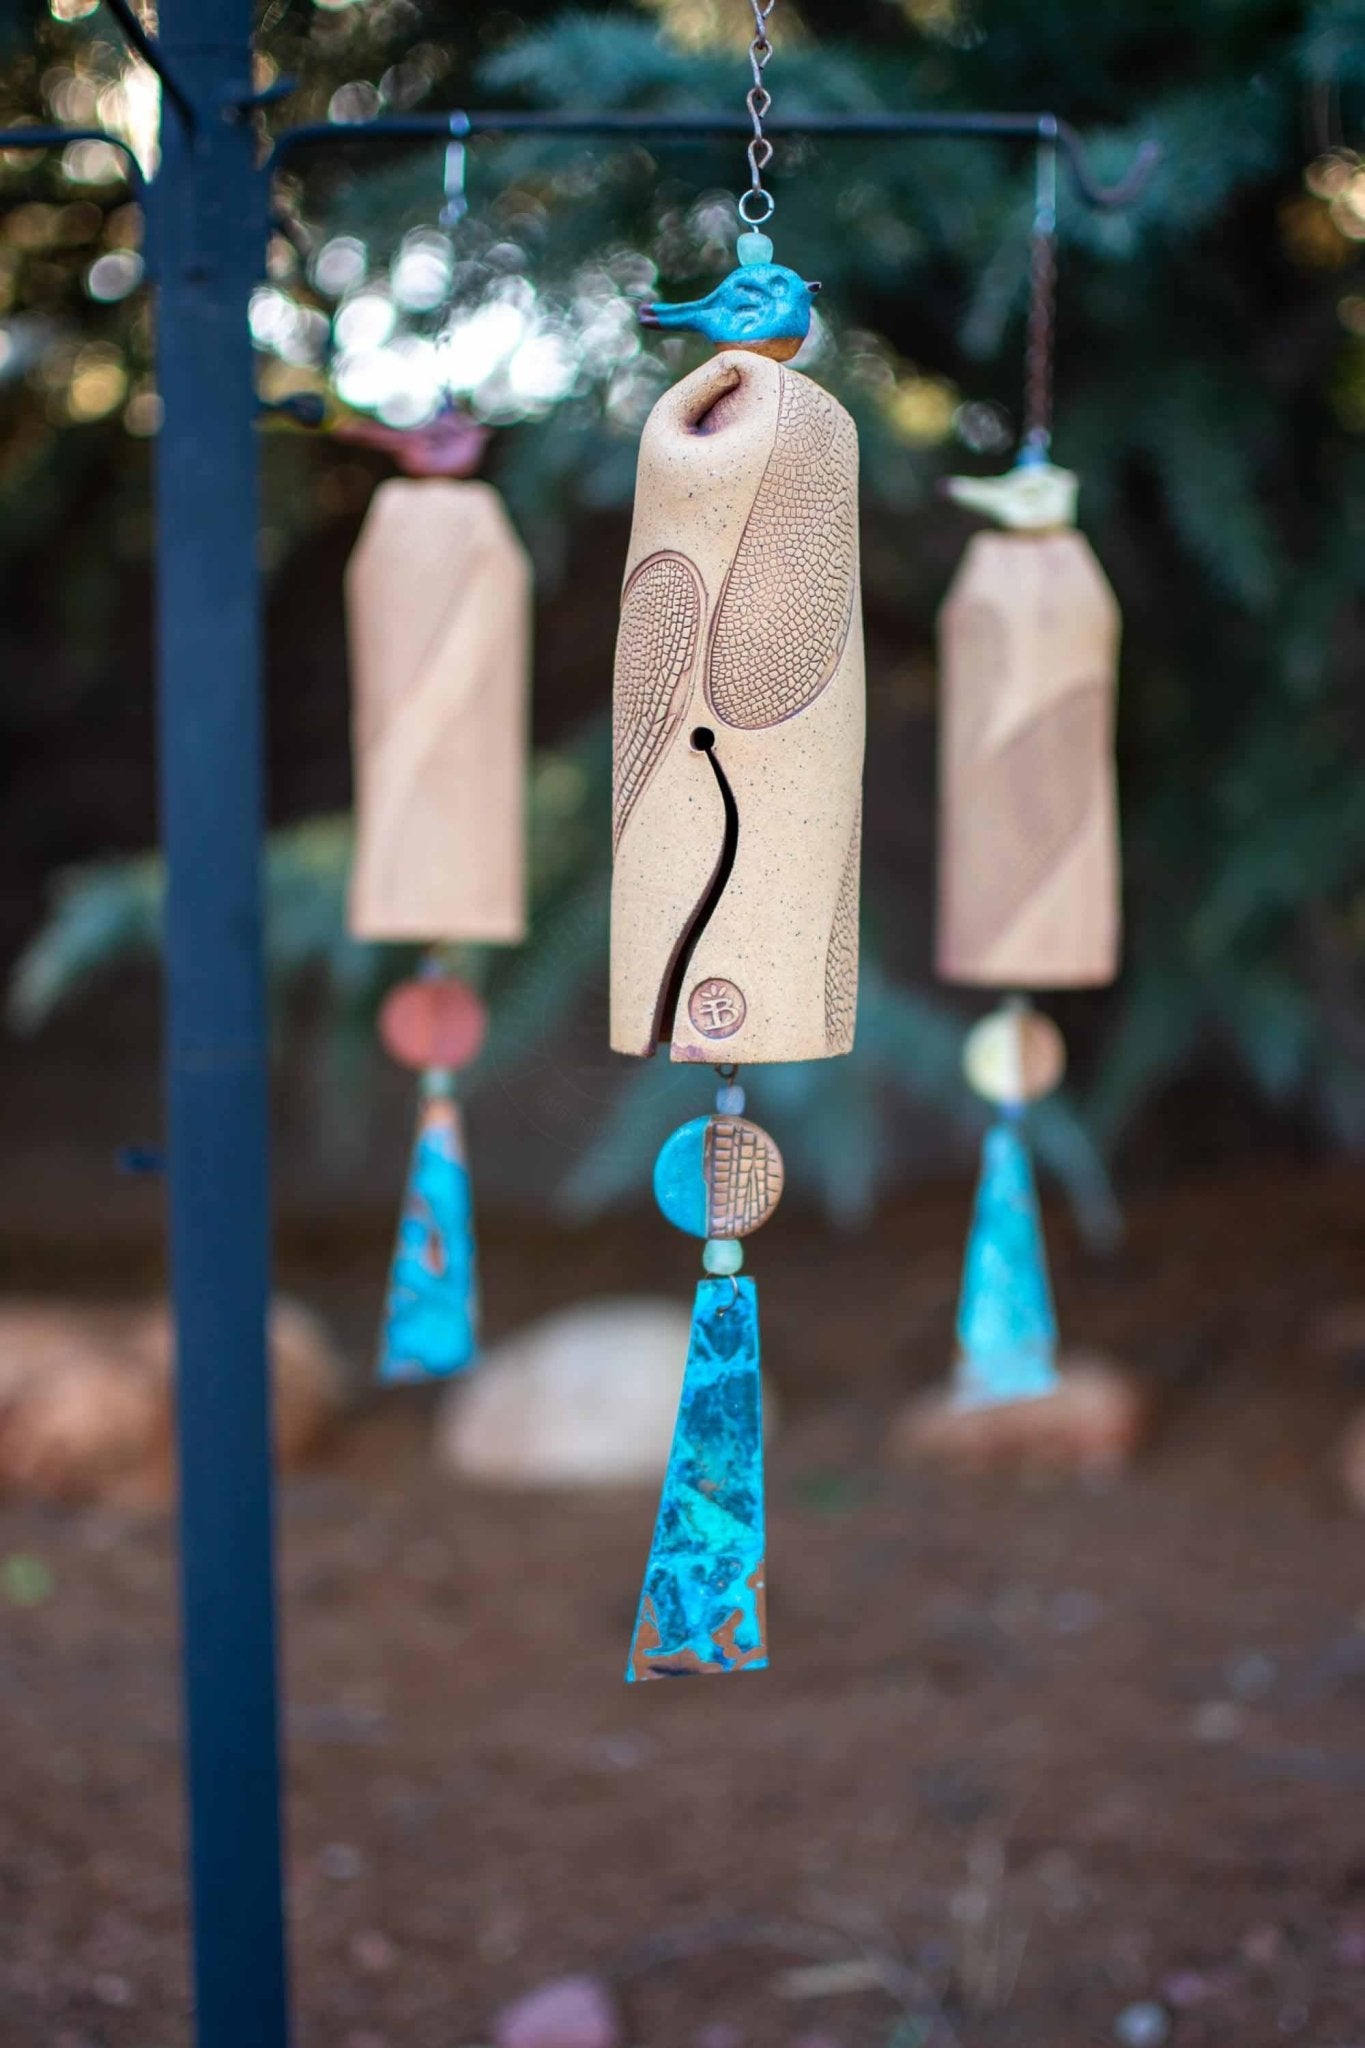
150, 5, 291, 2044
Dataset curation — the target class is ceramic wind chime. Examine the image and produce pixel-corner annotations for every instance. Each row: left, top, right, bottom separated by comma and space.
615, 0, 864, 1680
346, 134, 530, 1384
936, 132, 1121, 1409
347, 460, 530, 1382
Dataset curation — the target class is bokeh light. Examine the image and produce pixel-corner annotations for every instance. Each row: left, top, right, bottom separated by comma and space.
312, 236, 368, 298
334, 290, 398, 353
251, 216, 659, 431
954, 398, 1014, 454
66, 340, 126, 421
1305, 150, 1360, 200
328, 82, 382, 125
86, 249, 143, 302
123, 386, 163, 437
391, 230, 454, 313
885, 373, 959, 445
62, 139, 124, 186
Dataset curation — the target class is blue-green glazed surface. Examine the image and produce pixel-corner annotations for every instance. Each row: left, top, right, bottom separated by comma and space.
652, 1116, 711, 1239
626, 1276, 767, 1681
638, 263, 817, 349
378, 1092, 478, 1383
954, 1119, 1059, 1406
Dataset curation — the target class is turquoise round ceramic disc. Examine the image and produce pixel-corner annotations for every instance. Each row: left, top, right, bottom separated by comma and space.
652, 1116, 710, 1238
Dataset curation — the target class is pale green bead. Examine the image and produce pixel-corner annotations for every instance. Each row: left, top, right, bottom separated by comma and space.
736, 230, 774, 267
702, 1237, 744, 1276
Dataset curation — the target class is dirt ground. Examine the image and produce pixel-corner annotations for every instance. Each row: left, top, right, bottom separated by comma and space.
2, 1161, 1365, 2048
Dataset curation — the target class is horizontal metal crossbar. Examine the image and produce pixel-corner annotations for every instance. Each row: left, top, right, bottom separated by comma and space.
0, 125, 146, 198
271, 108, 1158, 210
0, 113, 1158, 215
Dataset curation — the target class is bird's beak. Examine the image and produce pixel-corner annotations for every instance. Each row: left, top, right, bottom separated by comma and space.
639, 296, 710, 332
941, 475, 1004, 518
806, 279, 822, 295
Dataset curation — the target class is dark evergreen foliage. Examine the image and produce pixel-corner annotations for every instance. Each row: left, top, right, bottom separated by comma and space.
4, 0, 1364, 1225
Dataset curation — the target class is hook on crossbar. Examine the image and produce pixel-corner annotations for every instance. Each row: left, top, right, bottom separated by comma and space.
0, 125, 147, 203
1053, 119, 1160, 209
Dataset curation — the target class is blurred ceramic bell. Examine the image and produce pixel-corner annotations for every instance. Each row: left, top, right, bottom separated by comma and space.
346, 472, 530, 1382
348, 477, 529, 949
926, 440, 1127, 1437
937, 459, 1120, 993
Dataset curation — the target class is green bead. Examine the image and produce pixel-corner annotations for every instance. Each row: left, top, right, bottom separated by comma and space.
702, 1237, 744, 1276
736, 230, 774, 267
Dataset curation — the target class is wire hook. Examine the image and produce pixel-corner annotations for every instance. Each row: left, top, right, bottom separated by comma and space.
440, 111, 471, 229
1053, 118, 1159, 209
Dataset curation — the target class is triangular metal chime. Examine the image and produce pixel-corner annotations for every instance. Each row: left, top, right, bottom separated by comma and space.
378, 1086, 478, 1383
626, 1277, 767, 1682
954, 1118, 1058, 1406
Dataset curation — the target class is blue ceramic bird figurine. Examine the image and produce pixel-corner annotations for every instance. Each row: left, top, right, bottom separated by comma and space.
640, 234, 820, 361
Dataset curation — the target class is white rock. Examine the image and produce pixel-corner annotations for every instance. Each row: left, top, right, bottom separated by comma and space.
437, 1295, 775, 1488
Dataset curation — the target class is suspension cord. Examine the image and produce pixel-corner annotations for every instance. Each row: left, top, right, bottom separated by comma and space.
1022, 114, 1058, 460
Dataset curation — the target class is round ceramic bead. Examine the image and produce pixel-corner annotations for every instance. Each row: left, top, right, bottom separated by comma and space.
715, 1084, 746, 1116
702, 1237, 744, 1276
379, 975, 487, 1073
962, 1003, 1065, 1106
653, 1114, 785, 1240
736, 230, 774, 267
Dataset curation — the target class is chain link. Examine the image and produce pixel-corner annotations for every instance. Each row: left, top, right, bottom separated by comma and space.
740, 0, 777, 227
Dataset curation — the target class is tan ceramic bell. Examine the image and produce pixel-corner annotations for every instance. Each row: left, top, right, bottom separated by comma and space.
936, 462, 1120, 990
346, 478, 530, 945
610, 349, 865, 1064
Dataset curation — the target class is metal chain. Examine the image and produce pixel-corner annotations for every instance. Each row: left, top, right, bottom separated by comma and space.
1023, 118, 1058, 458
739, 0, 777, 228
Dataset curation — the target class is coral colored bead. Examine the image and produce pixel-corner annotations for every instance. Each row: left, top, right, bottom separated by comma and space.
379, 976, 487, 1073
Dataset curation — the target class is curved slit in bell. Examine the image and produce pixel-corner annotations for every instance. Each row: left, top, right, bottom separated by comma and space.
652, 729, 740, 1048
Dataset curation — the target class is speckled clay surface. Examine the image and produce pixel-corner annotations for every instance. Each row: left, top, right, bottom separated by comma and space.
610, 350, 866, 1063
347, 478, 529, 945
937, 528, 1120, 990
